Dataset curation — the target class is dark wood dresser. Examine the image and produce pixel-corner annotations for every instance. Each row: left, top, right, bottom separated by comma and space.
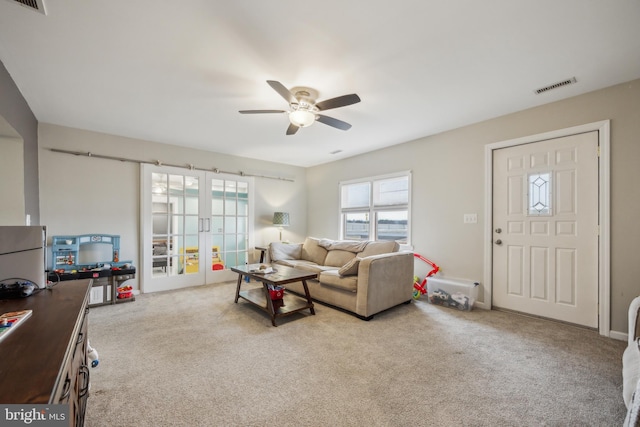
0, 279, 92, 426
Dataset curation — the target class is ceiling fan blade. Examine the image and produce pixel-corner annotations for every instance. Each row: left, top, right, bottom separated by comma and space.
267, 80, 296, 105
316, 115, 352, 131
239, 110, 286, 114
286, 123, 300, 135
315, 94, 361, 111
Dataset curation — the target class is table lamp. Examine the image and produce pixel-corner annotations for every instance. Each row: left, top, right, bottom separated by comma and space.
272, 212, 290, 242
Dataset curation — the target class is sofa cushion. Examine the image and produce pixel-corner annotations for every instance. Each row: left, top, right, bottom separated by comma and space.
338, 257, 361, 276
325, 250, 356, 267
274, 259, 336, 275
289, 262, 325, 274
301, 237, 328, 265
358, 240, 399, 257
269, 242, 302, 262
319, 270, 358, 292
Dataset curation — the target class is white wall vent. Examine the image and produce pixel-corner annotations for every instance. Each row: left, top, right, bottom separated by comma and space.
534, 77, 577, 95
5, 0, 47, 15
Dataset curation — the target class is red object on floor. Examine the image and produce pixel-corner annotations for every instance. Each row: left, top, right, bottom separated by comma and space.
269, 289, 284, 300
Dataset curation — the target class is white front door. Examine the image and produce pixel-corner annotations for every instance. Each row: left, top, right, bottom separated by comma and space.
492, 131, 599, 327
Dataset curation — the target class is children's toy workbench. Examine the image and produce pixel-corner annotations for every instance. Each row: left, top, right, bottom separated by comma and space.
48, 234, 136, 307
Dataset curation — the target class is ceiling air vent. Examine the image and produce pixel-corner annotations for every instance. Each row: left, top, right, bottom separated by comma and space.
534, 77, 577, 95
6, 0, 47, 15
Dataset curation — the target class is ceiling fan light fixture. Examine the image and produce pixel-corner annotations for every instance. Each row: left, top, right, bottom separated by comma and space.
289, 110, 316, 127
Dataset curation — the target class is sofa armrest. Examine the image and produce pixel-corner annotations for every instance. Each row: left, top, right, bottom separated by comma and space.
355, 252, 414, 317
629, 297, 640, 346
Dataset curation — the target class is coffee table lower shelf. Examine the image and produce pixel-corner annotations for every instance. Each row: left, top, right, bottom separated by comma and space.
237, 287, 314, 326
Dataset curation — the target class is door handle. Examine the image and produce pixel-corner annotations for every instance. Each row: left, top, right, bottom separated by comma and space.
204, 218, 210, 232
495, 239, 502, 245
198, 218, 203, 232
495, 228, 502, 234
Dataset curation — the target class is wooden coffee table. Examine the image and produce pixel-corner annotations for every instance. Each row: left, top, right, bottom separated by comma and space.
231, 263, 317, 326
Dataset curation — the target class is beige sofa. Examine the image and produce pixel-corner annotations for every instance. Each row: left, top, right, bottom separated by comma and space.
268, 237, 414, 320
623, 296, 640, 425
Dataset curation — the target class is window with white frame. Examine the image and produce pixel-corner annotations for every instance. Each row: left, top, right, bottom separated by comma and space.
340, 172, 411, 244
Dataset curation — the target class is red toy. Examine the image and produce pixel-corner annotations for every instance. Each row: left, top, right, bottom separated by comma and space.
413, 253, 440, 300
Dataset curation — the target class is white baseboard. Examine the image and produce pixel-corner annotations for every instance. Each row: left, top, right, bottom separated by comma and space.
609, 330, 627, 342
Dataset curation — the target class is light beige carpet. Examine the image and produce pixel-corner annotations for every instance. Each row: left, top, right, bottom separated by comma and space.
85, 281, 626, 426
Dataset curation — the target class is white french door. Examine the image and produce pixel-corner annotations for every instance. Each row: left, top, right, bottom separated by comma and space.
141, 165, 253, 293
492, 131, 599, 327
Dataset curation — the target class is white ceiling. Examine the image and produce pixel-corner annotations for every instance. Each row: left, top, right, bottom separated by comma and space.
1, 1, 639, 167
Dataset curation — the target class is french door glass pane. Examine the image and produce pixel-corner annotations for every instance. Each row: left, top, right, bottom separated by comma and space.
169, 175, 183, 196
237, 217, 248, 234
185, 196, 198, 215
185, 216, 199, 234
224, 252, 238, 268
175, 216, 184, 235
212, 235, 223, 251
225, 217, 237, 232
211, 217, 223, 233
238, 199, 248, 216
225, 235, 237, 251
212, 199, 223, 216
225, 201, 237, 216
173, 198, 184, 214
238, 234, 247, 251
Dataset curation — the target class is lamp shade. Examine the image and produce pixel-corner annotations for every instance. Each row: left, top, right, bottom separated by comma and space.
273, 212, 290, 227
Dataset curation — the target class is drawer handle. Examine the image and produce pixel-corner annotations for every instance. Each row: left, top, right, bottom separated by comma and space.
60, 377, 72, 401
78, 365, 90, 398
76, 331, 85, 346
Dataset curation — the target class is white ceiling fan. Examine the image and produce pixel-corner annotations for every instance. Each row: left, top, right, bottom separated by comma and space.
239, 80, 361, 135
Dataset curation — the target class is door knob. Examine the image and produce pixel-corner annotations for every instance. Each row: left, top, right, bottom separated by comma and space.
495, 239, 502, 245
495, 228, 502, 234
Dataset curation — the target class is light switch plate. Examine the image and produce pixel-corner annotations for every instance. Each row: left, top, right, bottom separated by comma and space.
464, 213, 478, 224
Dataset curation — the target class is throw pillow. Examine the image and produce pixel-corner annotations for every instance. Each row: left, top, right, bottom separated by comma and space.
269, 242, 302, 261
338, 257, 360, 276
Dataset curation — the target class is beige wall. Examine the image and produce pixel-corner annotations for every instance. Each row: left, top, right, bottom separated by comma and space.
307, 79, 640, 335
0, 134, 25, 225
38, 123, 307, 290
0, 60, 40, 224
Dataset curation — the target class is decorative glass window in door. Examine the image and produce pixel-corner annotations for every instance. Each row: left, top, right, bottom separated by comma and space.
528, 172, 552, 216
210, 179, 249, 269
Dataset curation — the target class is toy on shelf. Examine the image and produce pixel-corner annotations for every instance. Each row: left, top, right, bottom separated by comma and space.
117, 285, 133, 299
413, 253, 440, 300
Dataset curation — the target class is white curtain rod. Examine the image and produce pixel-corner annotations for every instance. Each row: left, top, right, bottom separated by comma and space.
49, 148, 295, 182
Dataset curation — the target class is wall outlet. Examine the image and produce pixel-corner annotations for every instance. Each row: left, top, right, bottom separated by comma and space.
463, 213, 478, 224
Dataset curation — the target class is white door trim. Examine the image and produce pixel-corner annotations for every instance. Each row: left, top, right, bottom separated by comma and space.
483, 120, 610, 336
